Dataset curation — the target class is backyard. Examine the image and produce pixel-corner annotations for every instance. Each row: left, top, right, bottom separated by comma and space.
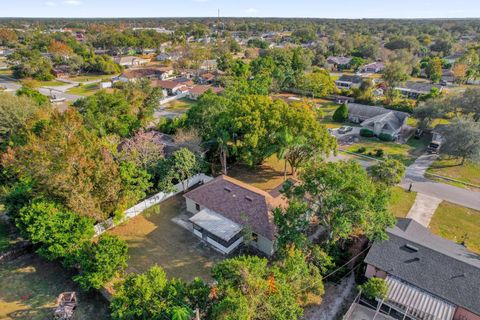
0, 255, 109, 320
430, 201, 480, 254
164, 98, 198, 111
108, 194, 223, 282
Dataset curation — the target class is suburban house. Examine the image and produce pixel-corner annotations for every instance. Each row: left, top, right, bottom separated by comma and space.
395, 81, 443, 99
347, 103, 409, 138
360, 61, 385, 74
200, 59, 218, 71
197, 72, 216, 84
151, 80, 189, 96
113, 56, 150, 68
183, 175, 287, 256
116, 67, 174, 82
327, 56, 352, 70
187, 85, 224, 100
335, 75, 364, 90
360, 218, 480, 320
156, 52, 181, 62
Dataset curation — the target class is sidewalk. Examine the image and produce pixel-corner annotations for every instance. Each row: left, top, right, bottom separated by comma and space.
406, 193, 442, 227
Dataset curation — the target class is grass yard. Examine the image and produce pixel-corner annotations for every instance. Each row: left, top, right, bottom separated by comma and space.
316, 101, 342, 129
164, 98, 198, 110
0, 255, 109, 320
345, 136, 430, 166
429, 202, 480, 254
229, 155, 291, 192
67, 83, 100, 96
0, 69, 13, 76
35, 80, 67, 87
388, 186, 416, 218
427, 157, 480, 190
68, 74, 116, 83
108, 195, 223, 282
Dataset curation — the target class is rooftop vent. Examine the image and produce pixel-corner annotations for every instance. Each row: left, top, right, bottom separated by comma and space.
405, 244, 419, 252
224, 187, 232, 192
245, 196, 253, 202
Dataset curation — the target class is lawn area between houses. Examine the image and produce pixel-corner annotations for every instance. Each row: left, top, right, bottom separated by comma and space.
164, 98, 198, 110
345, 136, 430, 166
429, 201, 480, 254
67, 83, 100, 96
427, 157, 480, 190
389, 186, 417, 218
0, 255, 109, 320
108, 194, 223, 282
34, 80, 67, 87
68, 74, 116, 83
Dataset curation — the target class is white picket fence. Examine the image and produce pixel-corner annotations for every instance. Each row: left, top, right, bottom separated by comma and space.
93, 173, 213, 236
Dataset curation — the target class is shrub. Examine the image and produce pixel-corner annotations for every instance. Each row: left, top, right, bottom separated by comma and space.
359, 277, 388, 300
332, 103, 348, 123
374, 149, 385, 158
360, 128, 374, 137
357, 147, 366, 153
379, 133, 394, 141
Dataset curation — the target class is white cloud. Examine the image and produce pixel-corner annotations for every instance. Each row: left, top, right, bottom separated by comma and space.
245, 8, 258, 14
63, 0, 82, 5
45, 1, 57, 6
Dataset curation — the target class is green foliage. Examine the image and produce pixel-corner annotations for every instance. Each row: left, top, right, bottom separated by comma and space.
119, 161, 152, 205
273, 200, 309, 254
359, 277, 388, 300
111, 265, 209, 320
374, 148, 385, 157
73, 234, 128, 290
332, 103, 349, 123
370, 158, 406, 186
9, 49, 54, 80
349, 56, 367, 71
298, 69, 336, 98
309, 245, 335, 275
17, 200, 94, 261
1, 178, 34, 218
16, 86, 50, 106
379, 133, 394, 141
437, 117, 480, 164
155, 148, 203, 192
284, 161, 395, 243
425, 57, 443, 83
357, 147, 366, 153
360, 128, 374, 137
157, 115, 187, 135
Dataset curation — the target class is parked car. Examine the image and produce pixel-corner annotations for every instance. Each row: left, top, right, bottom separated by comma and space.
338, 126, 353, 134
427, 142, 441, 154
414, 128, 423, 139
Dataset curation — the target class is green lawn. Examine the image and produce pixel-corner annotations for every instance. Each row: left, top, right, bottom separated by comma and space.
68, 74, 116, 83
430, 202, 480, 254
389, 186, 417, 218
0, 69, 12, 76
427, 157, 480, 190
35, 80, 67, 87
316, 101, 342, 129
67, 83, 100, 96
345, 136, 429, 166
164, 98, 198, 110
0, 255, 109, 320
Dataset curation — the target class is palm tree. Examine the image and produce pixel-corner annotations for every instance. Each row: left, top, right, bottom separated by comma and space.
276, 129, 294, 181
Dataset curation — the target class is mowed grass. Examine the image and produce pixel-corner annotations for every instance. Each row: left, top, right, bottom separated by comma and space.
430, 202, 480, 254
317, 101, 342, 129
345, 136, 429, 166
427, 157, 480, 190
389, 186, 417, 218
0, 255, 109, 320
229, 155, 291, 192
108, 195, 223, 282
67, 83, 100, 96
35, 80, 67, 87
68, 74, 116, 83
164, 98, 198, 110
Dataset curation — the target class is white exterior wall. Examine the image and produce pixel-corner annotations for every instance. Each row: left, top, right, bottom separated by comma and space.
185, 197, 203, 214
206, 236, 244, 255
252, 234, 275, 256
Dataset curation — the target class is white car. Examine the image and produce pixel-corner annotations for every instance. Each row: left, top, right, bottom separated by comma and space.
338, 126, 353, 134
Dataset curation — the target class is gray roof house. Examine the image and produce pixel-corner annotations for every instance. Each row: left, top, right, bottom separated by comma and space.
395, 81, 443, 99
347, 103, 409, 138
363, 218, 480, 320
335, 75, 363, 89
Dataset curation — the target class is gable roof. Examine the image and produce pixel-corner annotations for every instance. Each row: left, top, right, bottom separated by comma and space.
348, 103, 408, 123
396, 81, 443, 94
365, 218, 480, 315
327, 56, 352, 65
120, 67, 169, 79
183, 175, 287, 241
151, 79, 186, 90
336, 75, 363, 84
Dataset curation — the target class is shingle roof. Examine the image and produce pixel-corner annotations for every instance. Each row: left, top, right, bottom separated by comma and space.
151, 80, 186, 90
337, 75, 363, 84
327, 56, 352, 65
183, 175, 287, 241
348, 103, 408, 123
365, 218, 480, 315
396, 81, 443, 93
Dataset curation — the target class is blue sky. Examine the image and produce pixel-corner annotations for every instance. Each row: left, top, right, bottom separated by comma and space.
1, 0, 479, 18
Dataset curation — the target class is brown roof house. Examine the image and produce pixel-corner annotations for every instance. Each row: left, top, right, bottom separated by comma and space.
183, 175, 287, 255
187, 85, 224, 100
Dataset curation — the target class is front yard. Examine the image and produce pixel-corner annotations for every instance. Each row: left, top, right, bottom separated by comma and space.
429, 201, 480, 254
0, 255, 109, 320
108, 195, 223, 282
68, 74, 116, 83
344, 136, 430, 166
164, 98, 198, 111
389, 186, 417, 218
427, 157, 480, 190
67, 83, 100, 96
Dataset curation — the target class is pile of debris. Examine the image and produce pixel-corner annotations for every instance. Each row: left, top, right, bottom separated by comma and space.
53, 292, 77, 320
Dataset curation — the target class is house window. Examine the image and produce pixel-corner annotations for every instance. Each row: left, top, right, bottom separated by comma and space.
195, 203, 201, 211
252, 233, 258, 242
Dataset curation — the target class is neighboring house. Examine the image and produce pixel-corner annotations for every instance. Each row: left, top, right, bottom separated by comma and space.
198, 72, 216, 84
0, 48, 14, 57
117, 67, 173, 82
335, 75, 363, 90
156, 52, 181, 62
395, 81, 443, 99
183, 175, 288, 256
444, 52, 464, 65
441, 69, 455, 85
151, 79, 188, 96
326, 56, 352, 70
200, 59, 218, 71
52, 66, 70, 78
362, 218, 480, 320
172, 77, 195, 87
113, 56, 150, 68
359, 61, 385, 74
187, 85, 223, 100
347, 103, 409, 138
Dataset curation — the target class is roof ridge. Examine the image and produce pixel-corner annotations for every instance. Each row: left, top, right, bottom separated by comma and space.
220, 175, 275, 199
